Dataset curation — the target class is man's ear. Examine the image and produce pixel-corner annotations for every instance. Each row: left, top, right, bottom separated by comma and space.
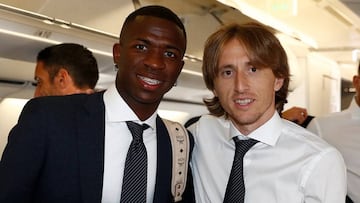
54, 68, 71, 89
113, 43, 121, 65
274, 78, 284, 91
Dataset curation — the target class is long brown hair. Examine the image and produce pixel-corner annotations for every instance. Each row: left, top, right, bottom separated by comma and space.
202, 23, 290, 116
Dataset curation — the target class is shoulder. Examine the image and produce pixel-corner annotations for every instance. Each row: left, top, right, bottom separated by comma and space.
197, 114, 228, 127
281, 120, 345, 170
314, 108, 351, 125
306, 109, 351, 136
187, 114, 230, 142
19, 92, 104, 122
26, 92, 103, 109
282, 119, 337, 152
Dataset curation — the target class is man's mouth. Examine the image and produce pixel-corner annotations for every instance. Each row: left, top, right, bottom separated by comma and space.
138, 75, 161, 85
235, 98, 253, 105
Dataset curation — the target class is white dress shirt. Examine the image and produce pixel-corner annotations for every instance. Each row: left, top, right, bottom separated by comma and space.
101, 84, 158, 203
189, 112, 347, 203
307, 97, 360, 203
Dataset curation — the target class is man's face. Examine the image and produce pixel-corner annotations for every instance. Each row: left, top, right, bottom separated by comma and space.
113, 16, 186, 111
213, 39, 283, 135
33, 61, 60, 97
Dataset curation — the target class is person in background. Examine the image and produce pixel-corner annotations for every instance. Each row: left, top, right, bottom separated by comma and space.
189, 22, 346, 203
34, 43, 99, 97
307, 64, 360, 203
281, 106, 314, 127
0, 5, 194, 203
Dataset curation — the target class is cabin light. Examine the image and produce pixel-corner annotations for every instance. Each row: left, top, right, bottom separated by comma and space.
42, 18, 70, 29
59, 23, 71, 29
292, 0, 298, 16
42, 19, 54, 25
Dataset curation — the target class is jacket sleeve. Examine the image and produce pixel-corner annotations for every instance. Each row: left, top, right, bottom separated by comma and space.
0, 99, 47, 202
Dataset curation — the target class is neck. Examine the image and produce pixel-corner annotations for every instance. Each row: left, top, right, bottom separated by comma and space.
131, 105, 157, 121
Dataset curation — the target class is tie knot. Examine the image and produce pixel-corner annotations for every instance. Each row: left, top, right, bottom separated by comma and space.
232, 137, 258, 158
126, 121, 149, 141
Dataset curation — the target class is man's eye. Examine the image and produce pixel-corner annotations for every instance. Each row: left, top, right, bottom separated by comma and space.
164, 51, 176, 58
135, 44, 147, 50
250, 67, 257, 72
225, 70, 232, 75
220, 69, 233, 77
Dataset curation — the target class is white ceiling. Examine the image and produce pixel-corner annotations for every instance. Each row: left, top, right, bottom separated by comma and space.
0, 0, 360, 101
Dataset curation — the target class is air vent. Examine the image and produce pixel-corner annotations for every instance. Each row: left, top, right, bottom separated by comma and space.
34, 30, 52, 38
324, 5, 353, 27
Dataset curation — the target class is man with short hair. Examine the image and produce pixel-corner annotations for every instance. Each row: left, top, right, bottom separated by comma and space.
34, 43, 99, 97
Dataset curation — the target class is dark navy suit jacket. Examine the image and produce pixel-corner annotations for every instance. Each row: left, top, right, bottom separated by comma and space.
0, 92, 195, 203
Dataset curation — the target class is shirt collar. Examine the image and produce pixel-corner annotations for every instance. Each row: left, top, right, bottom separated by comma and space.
229, 112, 283, 146
103, 83, 157, 130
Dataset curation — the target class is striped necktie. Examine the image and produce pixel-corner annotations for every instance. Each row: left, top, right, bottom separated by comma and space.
223, 137, 258, 203
120, 121, 149, 203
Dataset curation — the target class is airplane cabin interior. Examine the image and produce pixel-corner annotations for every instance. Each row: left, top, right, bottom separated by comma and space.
0, 0, 359, 156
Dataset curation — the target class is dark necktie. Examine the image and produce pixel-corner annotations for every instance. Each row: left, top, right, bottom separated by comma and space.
120, 121, 149, 203
223, 137, 259, 203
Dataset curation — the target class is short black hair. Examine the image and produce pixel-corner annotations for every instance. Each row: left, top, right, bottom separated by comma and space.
37, 43, 99, 89
120, 5, 187, 47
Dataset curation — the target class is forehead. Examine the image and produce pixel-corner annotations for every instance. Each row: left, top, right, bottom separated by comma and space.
219, 39, 248, 60
122, 16, 186, 50
35, 61, 48, 75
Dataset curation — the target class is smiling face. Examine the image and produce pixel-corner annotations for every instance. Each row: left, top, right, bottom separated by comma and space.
113, 15, 186, 119
213, 39, 283, 135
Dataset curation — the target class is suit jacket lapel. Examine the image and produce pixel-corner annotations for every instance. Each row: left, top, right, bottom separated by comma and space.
153, 116, 173, 202
77, 92, 106, 203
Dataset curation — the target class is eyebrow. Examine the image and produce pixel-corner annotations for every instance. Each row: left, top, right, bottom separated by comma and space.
137, 38, 183, 54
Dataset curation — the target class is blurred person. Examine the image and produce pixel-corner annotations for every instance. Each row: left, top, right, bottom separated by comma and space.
307, 64, 360, 203
281, 106, 314, 128
189, 23, 346, 203
34, 43, 99, 97
0, 5, 195, 203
